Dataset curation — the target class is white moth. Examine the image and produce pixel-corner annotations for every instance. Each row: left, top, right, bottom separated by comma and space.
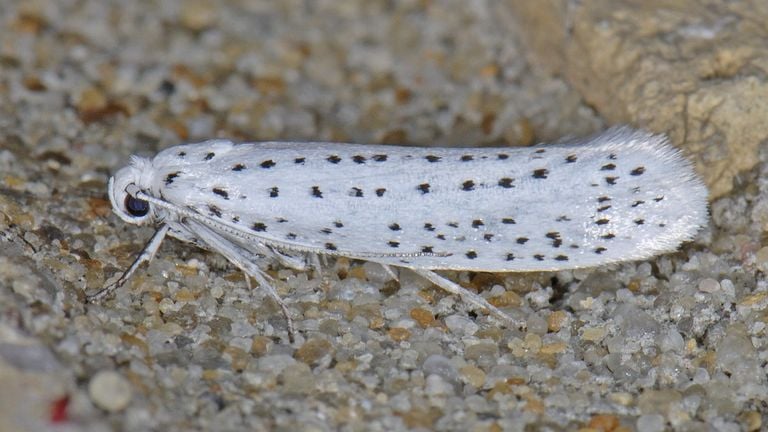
92, 127, 708, 340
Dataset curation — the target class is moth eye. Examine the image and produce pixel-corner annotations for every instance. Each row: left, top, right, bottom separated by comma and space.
124, 195, 149, 217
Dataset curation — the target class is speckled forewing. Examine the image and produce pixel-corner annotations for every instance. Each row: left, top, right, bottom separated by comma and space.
148, 128, 707, 272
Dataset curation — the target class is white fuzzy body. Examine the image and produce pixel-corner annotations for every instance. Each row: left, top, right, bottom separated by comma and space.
109, 127, 708, 273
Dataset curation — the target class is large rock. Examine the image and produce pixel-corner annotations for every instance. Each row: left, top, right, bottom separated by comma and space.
507, 0, 768, 198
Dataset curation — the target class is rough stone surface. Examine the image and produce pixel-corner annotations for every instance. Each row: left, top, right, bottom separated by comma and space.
508, 0, 768, 198
0, 0, 766, 430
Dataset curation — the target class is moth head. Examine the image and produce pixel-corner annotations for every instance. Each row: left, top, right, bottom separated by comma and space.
108, 157, 155, 225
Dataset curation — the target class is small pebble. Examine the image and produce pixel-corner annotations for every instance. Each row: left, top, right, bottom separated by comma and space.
547, 310, 568, 332
755, 247, 768, 272
488, 290, 521, 308
582, 326, 607, 342
459, 365, 486, 388
89, 371, 132, 412
410, 307, 438, 327
636, 414, 666, 432
294, 339, 333, 365
697, 278, 720, 293
444, 315, 479, 335
388, 327, 411, 342
588, 414, 619, 430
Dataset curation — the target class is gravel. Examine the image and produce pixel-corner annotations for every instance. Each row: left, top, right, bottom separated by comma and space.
0, 1, 765, 431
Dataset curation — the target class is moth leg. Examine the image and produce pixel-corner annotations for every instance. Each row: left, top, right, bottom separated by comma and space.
309, 253, 321, 270
267, 247, 311, 271
412, 269, 524, 328
310, 253, 323, 277
187, 221, 296, 343
380, 264, 400, 281
87, 224, 170, 302
244, 271, 296, 343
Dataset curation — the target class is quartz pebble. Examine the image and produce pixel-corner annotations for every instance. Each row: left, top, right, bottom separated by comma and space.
637, 414, 666, 432
698, 278, 721, 293
89, 371, 132, 412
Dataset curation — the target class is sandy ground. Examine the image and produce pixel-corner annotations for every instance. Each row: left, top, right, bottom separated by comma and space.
0, 1, 766, 431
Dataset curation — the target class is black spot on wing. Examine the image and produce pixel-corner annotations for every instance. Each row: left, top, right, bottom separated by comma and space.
165, 172, 181, 185
208, 205, 222, 218
498, 177, 514, 188
212, 188, 229, 199
545, 232, 562, 248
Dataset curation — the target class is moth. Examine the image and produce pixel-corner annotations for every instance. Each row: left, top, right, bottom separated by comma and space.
92, 127, 708, 341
